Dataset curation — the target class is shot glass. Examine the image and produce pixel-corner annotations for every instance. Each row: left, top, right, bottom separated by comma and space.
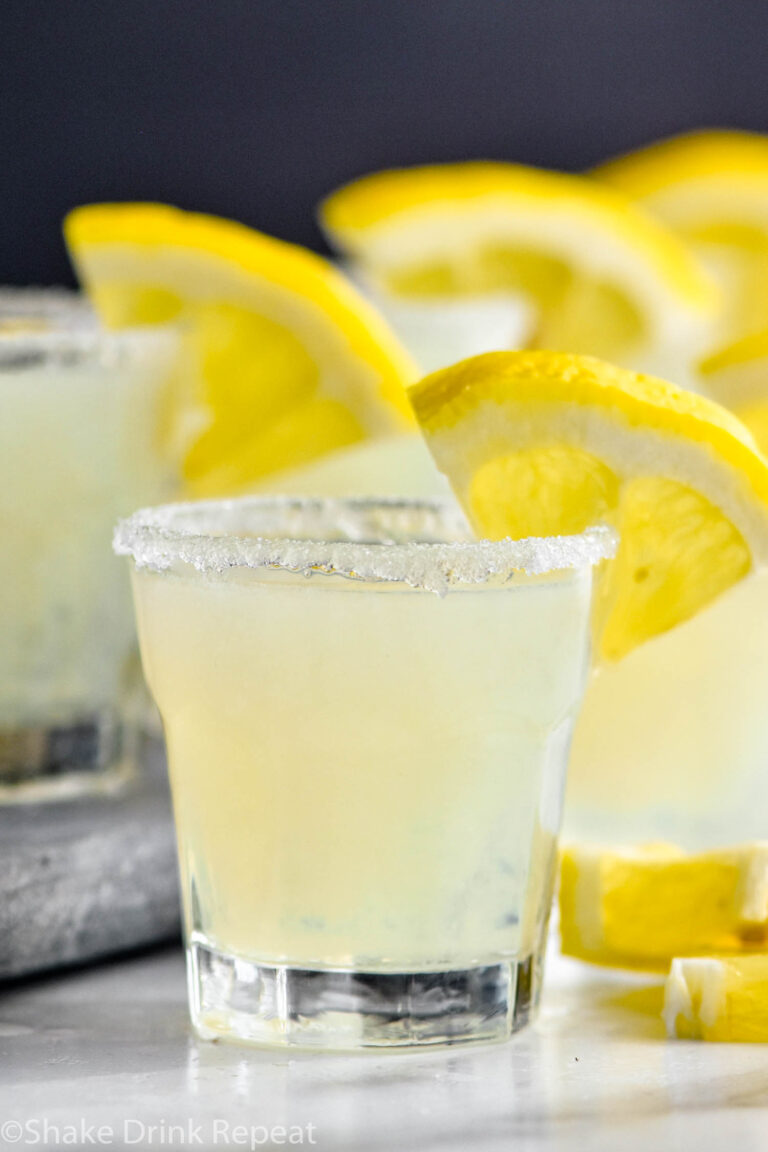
0, 286, 95, 330
357, 281, 532, 374
566, 566, 768, 848
115, 496, 613, 1049
0, 311, 180, 799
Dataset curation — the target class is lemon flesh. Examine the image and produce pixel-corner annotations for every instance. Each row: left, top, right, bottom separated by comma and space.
410, 350, 768, 661
65, 203, 416, 496
560, 841, 768, 971
665, 954, 768, 1041
596, 130, 768, 344
321, 162, 717, 377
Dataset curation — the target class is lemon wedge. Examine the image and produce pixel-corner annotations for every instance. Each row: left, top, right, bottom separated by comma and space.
64, 203, 416, 496
409, 350, 768, 660
559, 841, 768, 971
595, 130, 768, 343
320, 162, 717, 377
665, 954, 768, 1041
698, 328, 768, 454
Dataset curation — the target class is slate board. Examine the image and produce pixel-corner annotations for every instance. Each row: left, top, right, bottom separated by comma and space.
0, 740, 181, 979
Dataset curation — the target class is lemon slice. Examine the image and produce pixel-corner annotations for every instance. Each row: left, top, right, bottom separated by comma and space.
64, 203, 416, 496
595, 130, 768, 343
560, 841, 768, 971
665, 954, 768, 1041
320, 162, 717, 377
698, 328, 768, 454
409, 350, 768, 660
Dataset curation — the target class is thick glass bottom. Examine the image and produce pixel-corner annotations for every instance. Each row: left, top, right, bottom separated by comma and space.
0, 710, 132, 802
188, 937, 542, 1050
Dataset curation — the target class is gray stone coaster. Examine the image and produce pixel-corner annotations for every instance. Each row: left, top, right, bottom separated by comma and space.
0, 741, 180, 979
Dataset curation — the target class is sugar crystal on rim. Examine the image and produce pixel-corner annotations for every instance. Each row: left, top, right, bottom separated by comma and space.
114, 497, 616, 594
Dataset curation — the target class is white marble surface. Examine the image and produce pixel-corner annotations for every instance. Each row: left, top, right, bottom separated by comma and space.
1, 946, 768, 1151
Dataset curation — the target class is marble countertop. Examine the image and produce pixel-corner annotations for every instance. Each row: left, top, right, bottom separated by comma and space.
2, 947, 768, 1151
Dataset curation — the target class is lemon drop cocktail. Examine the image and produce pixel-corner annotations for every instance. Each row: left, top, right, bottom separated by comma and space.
410, 350, 768, 852
115, 496, 611, 1049
0, 292, 180, 796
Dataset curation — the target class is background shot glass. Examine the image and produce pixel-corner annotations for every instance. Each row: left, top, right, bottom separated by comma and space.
116, 496, 612, 1049
565, 565, 768, 848
0, 311, 180, 799
343, 265, 531, 375
0, 286, 95, 330
354, 284, 531, 375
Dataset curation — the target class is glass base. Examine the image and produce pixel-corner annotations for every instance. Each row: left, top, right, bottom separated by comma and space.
188, 938, 541, 1050
0, 711, 132, 802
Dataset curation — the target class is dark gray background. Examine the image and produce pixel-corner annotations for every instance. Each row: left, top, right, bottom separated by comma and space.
4, 0, 768, 285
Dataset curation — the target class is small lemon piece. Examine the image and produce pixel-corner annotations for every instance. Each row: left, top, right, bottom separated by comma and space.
65, 203, 416, 496
596, 129, 768, 343
321, 162, 717, 377
560, 841, 768, 970
664, 954, 768, 1041
409, 350, 768, 660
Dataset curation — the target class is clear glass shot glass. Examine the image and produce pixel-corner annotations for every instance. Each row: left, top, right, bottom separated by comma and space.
0, 286, 95, 330
115, 496, 612, 1050
360, 285, 532, 374
0, 310, 180, 799
566, 566, 768, 848
346, 268, 532, 375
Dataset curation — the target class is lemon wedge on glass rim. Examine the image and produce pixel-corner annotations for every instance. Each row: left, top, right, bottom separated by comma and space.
595, 129, 768, 344
409, 349, 768, 662
320, 161, 718, 379
64, 203, 417, 497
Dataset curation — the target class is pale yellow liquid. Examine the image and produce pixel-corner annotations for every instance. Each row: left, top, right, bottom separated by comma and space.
134, 564, 592, 970
567, 569, 768, 848
0, 335, 177, 726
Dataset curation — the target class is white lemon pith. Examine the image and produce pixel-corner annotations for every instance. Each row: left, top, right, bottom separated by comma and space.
560, 841, 768, 970
321, 162, 717, 375
665, 954, 768, 1041
409, 350, 768, 661
65, 203, 416, 496
596, 130, 768, 344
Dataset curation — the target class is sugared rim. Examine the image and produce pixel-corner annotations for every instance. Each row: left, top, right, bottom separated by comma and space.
113, 496, 616, 593
0, 322, 179, 371
0, 286, 88, 315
